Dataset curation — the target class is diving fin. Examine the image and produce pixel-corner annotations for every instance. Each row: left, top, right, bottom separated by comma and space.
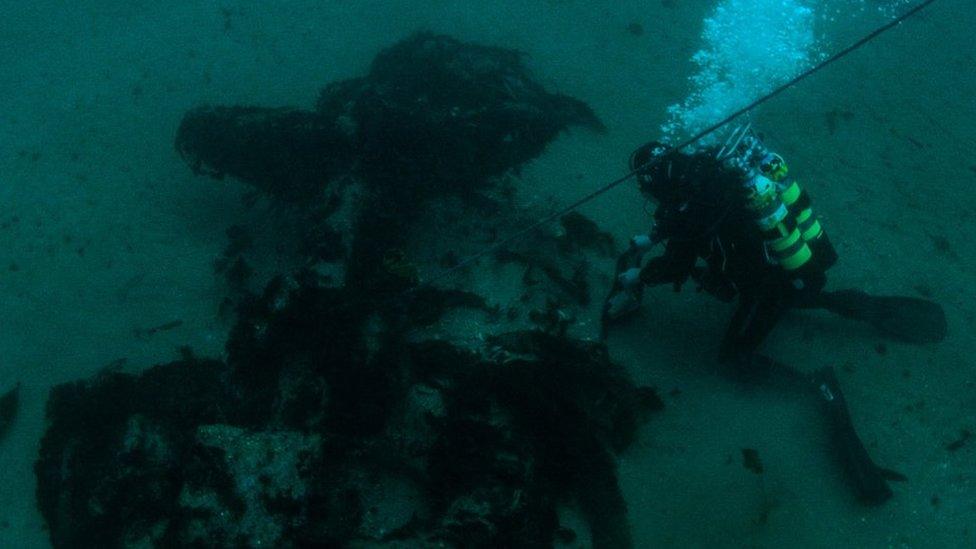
813, 367, 902, 505
816, 290, 947, 344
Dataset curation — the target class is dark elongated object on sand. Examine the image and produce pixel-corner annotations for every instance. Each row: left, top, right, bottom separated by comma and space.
814, 367, 906, 505
0, 382, 20, 441
814, 290, 947, 344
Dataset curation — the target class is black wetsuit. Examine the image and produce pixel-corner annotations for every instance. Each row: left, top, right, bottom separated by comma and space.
611, 143, 950, 504
619, 145, 904, 504
634, 146, 836, 370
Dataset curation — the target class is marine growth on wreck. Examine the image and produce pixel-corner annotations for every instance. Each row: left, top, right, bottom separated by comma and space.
35, 33, 657, 548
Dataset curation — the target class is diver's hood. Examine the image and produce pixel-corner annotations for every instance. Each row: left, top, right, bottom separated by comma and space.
633, 142, 735, 206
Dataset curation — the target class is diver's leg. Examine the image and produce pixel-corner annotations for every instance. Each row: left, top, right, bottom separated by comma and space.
718, 290, 789, 379
812, 366, 905, 504
796, 286, 947, 344
787, 267, 827, 309
720, 294, 905, 503
719, 285, 905, 503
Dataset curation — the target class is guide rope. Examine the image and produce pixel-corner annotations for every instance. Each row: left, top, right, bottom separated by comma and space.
420, 0, 939, 289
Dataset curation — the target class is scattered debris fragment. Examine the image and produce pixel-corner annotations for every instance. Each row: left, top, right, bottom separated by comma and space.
742, 448, 764, 475
134, 320, 184, 339
0, 382, 21, 442
945, 429, 972, 452
824, 108, 854, 135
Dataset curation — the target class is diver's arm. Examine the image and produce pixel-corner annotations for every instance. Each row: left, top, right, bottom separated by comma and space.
638, 239, 698, 290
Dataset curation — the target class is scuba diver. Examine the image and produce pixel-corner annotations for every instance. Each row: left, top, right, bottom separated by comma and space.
602, 125, 947, 504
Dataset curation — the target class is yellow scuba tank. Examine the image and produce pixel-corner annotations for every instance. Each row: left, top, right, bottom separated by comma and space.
742, 171, 813, 271
759, 153, 837, 270
717, 125, 836, 274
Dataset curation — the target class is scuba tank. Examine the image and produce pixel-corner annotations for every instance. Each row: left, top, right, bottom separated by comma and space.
758, 152, 838, 271
742, 170, 814, 272
718, 125, 837, 279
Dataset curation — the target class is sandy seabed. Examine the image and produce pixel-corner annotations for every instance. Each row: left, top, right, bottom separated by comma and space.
1, 1, 974, 547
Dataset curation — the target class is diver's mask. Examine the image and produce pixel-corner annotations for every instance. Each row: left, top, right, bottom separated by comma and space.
631, 141, 673, 201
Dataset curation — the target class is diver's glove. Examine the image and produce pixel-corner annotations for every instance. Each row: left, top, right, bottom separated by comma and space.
604, 290, 641, 322
629, 234, 656, 253
601, 232, 664, 333
617, 268, 641, 289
